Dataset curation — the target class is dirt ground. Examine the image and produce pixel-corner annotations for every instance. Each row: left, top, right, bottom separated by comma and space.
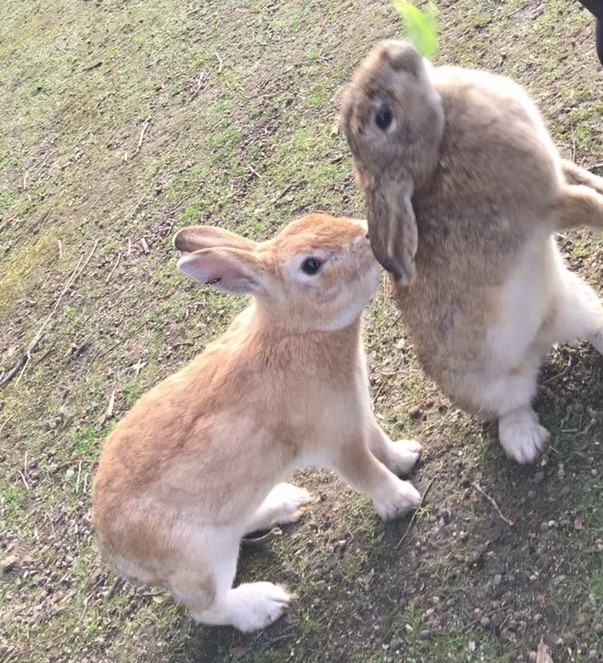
1, 1, 602, 661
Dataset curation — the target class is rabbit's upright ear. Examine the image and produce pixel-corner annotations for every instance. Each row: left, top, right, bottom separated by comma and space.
368, 173, 417, 286
177, 248, 265, 295
173, 226, 258, 253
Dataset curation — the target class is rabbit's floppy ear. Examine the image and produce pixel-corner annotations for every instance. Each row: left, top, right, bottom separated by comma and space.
177, 247, 265, 295
368, 172, 417, 286
173, 226, 258, 253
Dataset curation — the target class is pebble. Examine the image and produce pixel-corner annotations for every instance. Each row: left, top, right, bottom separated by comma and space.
480, 616, 490, 628
534, 471, 545, 484
418, 630, 431, 640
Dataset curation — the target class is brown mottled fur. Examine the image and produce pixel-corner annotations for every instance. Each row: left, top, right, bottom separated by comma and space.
341, 41, 603, 463
92, 213, 422, 632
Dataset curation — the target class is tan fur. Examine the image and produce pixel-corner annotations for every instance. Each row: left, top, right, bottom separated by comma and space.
341, 41, 603, 463
92, 213, 422, 631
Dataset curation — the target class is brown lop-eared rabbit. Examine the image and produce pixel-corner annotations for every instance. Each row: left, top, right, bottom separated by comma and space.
340, 40, 603, 465
92, 213, 421, 632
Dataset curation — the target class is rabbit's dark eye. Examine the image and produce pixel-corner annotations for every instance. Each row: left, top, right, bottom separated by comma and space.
375, 104, 393, 131
301, 257, 322, 275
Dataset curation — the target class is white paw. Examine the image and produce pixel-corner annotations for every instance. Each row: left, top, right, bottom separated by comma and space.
229, 582, 291, 632
374, 479, 421, 521
260, 482, 313, 527
499, 412, 550, 464
386, 439, 422, 475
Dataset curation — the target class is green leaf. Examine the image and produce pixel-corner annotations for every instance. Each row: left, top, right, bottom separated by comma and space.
393, 0, 438, 59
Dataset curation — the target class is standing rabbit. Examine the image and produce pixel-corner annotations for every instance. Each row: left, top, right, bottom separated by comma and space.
92, 213, 421, 632
340, 40, 603, 464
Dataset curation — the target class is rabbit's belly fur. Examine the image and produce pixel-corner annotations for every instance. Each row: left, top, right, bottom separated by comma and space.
486, 235, 558, 370
415, 236, 601, 420
399, 234, 602, 420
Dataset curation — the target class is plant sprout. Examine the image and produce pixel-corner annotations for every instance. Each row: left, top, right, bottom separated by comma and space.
393, 0, 438, 59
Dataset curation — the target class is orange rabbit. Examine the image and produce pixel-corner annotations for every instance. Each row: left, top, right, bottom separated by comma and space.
92, 213, 421, 632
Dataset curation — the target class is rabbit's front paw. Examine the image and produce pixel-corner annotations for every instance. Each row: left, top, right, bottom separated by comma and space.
229, 582, 291, 632
499, 410, 549, 464
246, 483, 314, 534
387, 439, 422, 475
374, 479, 421, 521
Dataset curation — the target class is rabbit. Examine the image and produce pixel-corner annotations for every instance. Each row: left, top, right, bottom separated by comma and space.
340, 39, 603, 464
91, 212, 422, 633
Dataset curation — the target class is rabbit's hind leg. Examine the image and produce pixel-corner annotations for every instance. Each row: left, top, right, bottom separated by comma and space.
498, 407, 550, 464
475, 359, 548, 463
172, 527, 290, 632
539, 268, 603, 354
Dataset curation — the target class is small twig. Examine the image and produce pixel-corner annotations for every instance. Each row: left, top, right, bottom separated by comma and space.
247, 164, 262, 178
105, 252, 121, 283
22, 170, 30, 190
83, 61, 102, 72
106, 577, 123, 599
75, 460, 82, 494
92, 93, 112, 112
396, 476, 436, 549
0, 416, 15, 433
372, 378, 389, 403
106, 391, 115, 419
272, 181, 298, 203
1, 240, 99, 389
134, 117, 151, 156
259, 632, 294, 647
17, 470, 30, 490
472, 482, 514, 527
589, 162, 603, 170
57, 240, 63, 259
0, 356, 27, 389
214, 52, 223, 73
543, 357, 572, 385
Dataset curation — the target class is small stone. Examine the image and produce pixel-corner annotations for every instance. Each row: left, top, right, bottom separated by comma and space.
2, 556, 18, 573
534, 471, 545, 484
459, 531, 469, 542
493, 574, 502, 586
418, 630, 431, 640
408, 405, 423, 419
480, 616, 490, 628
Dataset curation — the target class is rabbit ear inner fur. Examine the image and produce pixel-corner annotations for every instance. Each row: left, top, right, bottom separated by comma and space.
368, 171, 417, 285
177, 248, 264, 294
